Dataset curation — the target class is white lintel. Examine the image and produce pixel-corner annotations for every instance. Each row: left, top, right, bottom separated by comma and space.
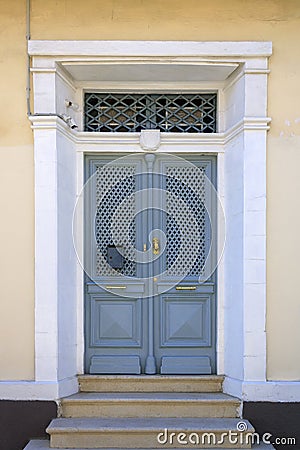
28, 40, 272, 58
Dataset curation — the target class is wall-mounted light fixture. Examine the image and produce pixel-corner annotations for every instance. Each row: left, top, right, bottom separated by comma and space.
61, 113, 78, 129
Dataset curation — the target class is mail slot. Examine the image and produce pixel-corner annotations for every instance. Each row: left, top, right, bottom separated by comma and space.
107, 245, 124, 269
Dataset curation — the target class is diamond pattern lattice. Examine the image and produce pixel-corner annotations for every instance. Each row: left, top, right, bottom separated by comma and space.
95, 165, 136, 277
85, 93, 217, 133
166, 165, 207, 277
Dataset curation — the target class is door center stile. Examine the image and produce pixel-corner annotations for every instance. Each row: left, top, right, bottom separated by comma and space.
144, 153, 156, 374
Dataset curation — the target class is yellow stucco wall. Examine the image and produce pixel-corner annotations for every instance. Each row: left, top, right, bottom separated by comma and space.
1, 0, 300, 381
0, 0, 34, 380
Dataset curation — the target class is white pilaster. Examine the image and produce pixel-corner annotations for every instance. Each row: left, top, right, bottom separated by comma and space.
242, 67, 269, 383
33, 122, 59, 381
31, 115, 78, 396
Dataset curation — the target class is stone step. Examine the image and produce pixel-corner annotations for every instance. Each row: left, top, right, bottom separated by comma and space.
46, 417, 255, 448
24, 439, 275, 450
78, 375, 224, 393
61, 392, 240, 418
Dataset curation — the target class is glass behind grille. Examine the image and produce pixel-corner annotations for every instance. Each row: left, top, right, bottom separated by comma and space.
84, 93, 217, 133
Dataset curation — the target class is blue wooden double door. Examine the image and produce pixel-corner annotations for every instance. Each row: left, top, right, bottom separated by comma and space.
85, 153, 216, 374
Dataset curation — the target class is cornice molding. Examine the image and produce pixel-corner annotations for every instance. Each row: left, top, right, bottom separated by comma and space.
28, 115, 271, 149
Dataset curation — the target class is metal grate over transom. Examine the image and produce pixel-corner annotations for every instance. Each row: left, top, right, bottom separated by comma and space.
84, 93, 217, 133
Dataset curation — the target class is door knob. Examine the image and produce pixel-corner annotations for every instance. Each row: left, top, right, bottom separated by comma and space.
152, 237, 160, 255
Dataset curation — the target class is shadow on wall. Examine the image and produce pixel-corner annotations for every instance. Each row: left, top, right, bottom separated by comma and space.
243, 402, 300, 450
0, 401, 57, 450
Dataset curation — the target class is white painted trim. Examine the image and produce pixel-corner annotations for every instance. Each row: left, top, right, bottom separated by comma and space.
216, 152, 225, 375
29, 114, 74, 134
75, 150, 85, 375
224, 377, 300, 402
0, 377, 78, 401
28, 40, 272, 57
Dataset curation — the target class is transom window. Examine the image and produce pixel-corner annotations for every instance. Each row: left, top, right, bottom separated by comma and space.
84, 93, 217, 133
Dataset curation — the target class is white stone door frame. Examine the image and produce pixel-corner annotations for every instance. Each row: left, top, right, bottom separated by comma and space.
21, 40, 274, 400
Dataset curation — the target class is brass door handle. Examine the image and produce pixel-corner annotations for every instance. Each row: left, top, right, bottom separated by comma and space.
152, 237, 159, 255
176, 286, 197, 290
105, 286, 127, 289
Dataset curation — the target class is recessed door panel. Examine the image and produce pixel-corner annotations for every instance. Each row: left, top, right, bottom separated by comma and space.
160, 294, 211, 347
90, 296, 142, 347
